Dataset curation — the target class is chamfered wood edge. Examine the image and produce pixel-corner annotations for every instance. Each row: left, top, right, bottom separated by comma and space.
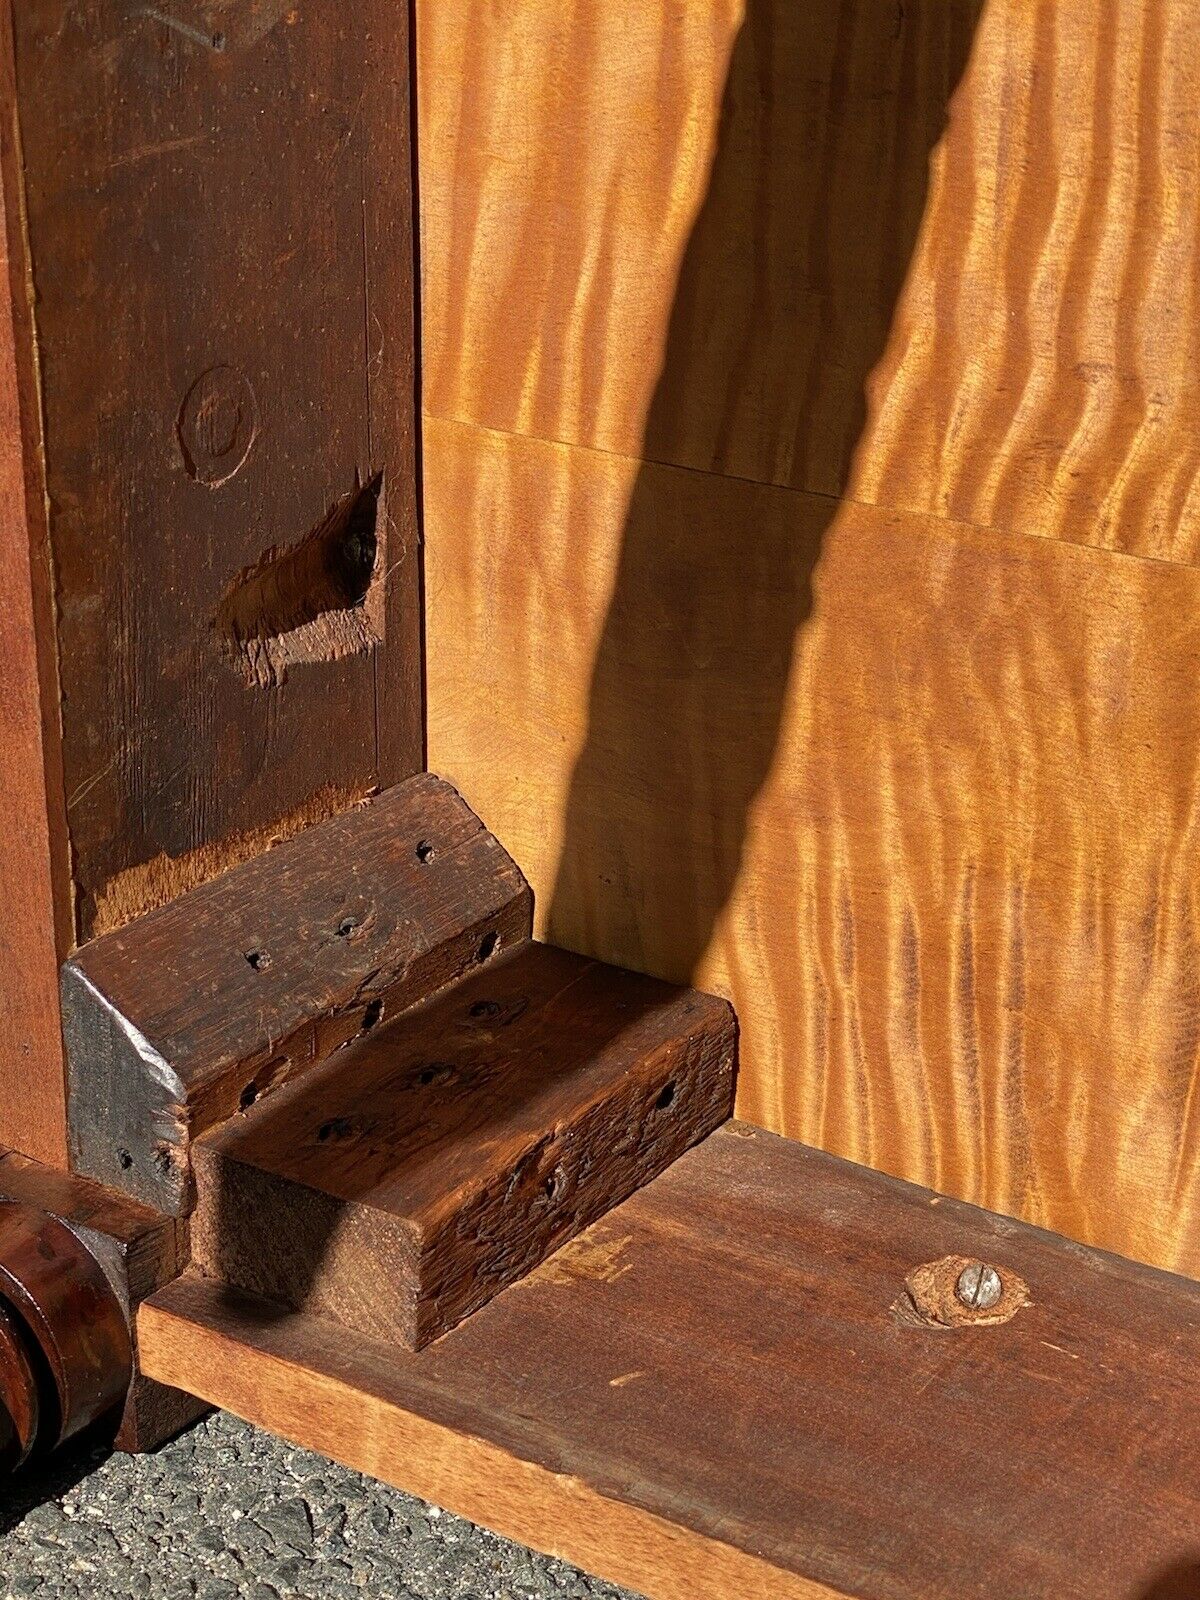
137, 1275, 833, 1600
62, 773, 534, 1216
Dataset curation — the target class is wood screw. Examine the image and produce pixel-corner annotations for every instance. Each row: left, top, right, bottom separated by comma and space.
955, 1261, 1003, 1311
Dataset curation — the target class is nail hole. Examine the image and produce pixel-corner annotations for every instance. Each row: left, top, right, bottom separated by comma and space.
476, 931, 500, 962
245, 950, 271, 971
417, 1063, 455, 1087
117, 1149, 133, 1171
336, 917, 359, 938
416, 840, 435, 864
239, 1080, 260, 1112
317, 1117, 354, 1142
655, 1082, 676, 1111
361, 998, 383, 1031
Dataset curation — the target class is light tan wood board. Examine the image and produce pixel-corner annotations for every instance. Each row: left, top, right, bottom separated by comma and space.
419, 0, 1200, 1277
421, 0, 1200, 565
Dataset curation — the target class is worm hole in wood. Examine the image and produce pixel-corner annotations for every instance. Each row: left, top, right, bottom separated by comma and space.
415, 840, 435, 864
476, 931, 500, 962
245, 950, 270, 971
655, 1082, 677, 1111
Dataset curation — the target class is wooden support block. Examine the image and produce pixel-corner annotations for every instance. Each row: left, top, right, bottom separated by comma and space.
0, 1147, 199, 1454
142, 1124, 1200, 1600
192, 943, 736, 1349
62, 775, 532, 1214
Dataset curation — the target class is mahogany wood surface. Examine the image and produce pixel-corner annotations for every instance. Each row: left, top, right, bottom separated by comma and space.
0, 1202, 131, 1447
62, 775, 531, 1214
0, 0, 70, 1167
192, 942, 735, 1348
419, 0, 1200, 1280
0, 1299, 39, 1471
141, 1123, 1200, 1600
0, 1147, 199, 1453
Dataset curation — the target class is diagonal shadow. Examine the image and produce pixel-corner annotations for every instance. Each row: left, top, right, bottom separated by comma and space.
546, 0, 981, 989
208, 0, 984, 1341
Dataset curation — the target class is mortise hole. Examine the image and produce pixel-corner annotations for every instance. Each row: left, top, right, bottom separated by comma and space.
214, 472, 384, 688
361, 998, 383, 1031
245, 950, 271, 971
239, 1080, 260, 1112
336, 917, 359, 938
476, 931, 500, 963
655, 1082, 677, 1111
415, 840, 435, 864
117, 1149, 133, 1171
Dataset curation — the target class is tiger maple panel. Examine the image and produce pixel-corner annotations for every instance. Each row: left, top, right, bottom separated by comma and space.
419, 0, 1200, 566
425, 416, 1200, 1278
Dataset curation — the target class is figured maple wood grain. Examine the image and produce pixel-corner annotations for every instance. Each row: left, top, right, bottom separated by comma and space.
192, 943, 735, 1348
425, 418, 1200, 1279
140, 1125, 1200, 1600
420, 0, 1200, 565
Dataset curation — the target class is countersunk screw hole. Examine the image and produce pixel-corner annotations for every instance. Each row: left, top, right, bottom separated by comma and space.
655, 1082, 677, 1111
239, 1081, 259, 1112
336, 917, 359, 938
416, 840, 435, 864
117, 1149, 133, 1171
245, 950, 270, 971
477, 931, 500, 962
362, 998, 384, 1031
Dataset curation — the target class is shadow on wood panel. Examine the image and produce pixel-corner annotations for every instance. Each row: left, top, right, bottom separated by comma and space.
545, 0, 982, 984
202, 4, 985, 1344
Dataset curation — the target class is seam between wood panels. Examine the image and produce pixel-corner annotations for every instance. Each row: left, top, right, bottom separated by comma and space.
421, 408, 1200, 584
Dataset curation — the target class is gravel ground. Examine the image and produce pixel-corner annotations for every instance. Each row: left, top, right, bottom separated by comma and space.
0, 1411, 643, 1600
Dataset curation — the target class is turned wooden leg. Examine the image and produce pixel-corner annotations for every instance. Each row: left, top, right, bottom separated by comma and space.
0, 1154, 204, 1471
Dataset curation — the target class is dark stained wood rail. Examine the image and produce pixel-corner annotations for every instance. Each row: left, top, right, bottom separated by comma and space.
141, 1123, 1200, 1600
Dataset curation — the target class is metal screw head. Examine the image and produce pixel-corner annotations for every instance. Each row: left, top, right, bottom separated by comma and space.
955, 1261, 1003, 1311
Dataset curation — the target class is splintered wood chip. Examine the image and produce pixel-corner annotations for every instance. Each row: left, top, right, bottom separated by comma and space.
900, 1254, 1030, 1329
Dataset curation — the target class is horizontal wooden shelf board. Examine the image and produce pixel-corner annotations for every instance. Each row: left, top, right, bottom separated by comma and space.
139, 1125, 1200, 1600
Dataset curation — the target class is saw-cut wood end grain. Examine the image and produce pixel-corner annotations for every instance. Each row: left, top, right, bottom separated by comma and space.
62, 775, 532, 1215
191, 942, 736, 1348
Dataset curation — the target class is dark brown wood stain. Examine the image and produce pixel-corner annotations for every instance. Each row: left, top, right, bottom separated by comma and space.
62, 775, 532, 1214
192, 942, 736, 1347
